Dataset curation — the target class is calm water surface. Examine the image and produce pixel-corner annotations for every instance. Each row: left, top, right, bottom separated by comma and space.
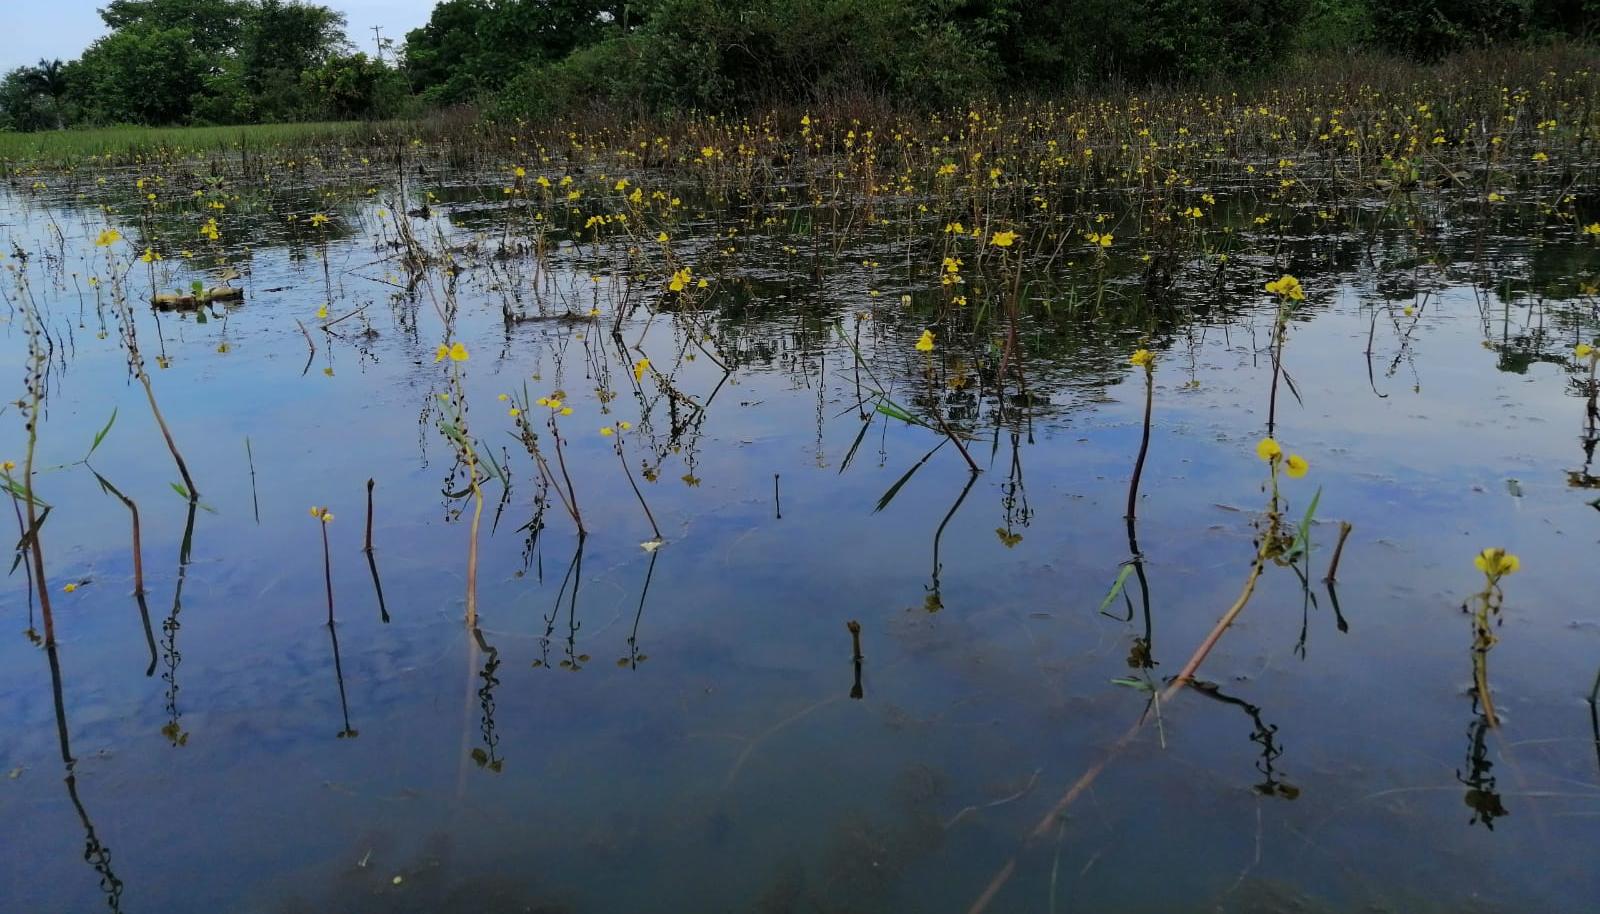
2, 164, 1598, 913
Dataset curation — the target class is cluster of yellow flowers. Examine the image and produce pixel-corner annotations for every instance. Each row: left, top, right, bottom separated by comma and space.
1255, 437, 1309, 478
1473, 547, 1520, 580
309, 506, 334, 523
434, 342, 469, 363
915, 329, 936, 352
1264, 274, 1305, 301
535, 395, 573, 416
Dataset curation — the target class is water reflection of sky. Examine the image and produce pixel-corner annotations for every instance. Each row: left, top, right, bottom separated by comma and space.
2, 182, 1598, 913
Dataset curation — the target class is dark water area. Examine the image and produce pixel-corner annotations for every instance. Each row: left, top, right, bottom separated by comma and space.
2, 138, 1599, 914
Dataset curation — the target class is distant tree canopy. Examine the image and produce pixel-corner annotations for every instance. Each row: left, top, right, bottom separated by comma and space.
1, 0, 409, 130
3, 0, 1595, 131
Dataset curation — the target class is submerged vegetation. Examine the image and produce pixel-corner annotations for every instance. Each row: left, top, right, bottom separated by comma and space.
2, 35, 1600, 914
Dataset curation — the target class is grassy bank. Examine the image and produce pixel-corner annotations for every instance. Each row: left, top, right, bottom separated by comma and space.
0, 121, 412, 164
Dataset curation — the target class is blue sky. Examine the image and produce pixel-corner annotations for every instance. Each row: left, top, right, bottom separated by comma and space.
5, 0, 438, 73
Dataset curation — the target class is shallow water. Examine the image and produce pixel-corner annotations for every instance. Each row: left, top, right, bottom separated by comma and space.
2, 156, 1599, 914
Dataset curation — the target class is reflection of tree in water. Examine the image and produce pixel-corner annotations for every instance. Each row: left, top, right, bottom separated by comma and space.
1191, 680, 1299, 800
160, 499, 198, 747
46, 644, 126, 912
534, 539, 587, 672
470, 628, 502, 772
1457, 715, 1508, 830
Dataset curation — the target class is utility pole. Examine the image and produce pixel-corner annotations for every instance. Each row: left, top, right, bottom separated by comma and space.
371, 25, 385, 62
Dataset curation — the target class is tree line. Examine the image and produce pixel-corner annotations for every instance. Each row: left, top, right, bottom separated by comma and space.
4, 0, 1595, 131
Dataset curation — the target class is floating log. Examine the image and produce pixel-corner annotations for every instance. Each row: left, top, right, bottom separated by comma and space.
152, 286, 244, 311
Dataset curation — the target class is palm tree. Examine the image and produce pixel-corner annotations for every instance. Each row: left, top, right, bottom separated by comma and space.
23, 59, 69, 128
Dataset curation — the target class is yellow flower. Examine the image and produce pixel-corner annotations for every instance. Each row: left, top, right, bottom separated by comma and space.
546, 399, 563, 410
315, 304, 329, 320
915, 329, 935, 352
449, 342, 469, 362
1285, 454, 1309, 478
0, 460, 13, 472
1255, 437, 1282, 461
560, 407, 573, 416
600, 427, 615, 437
657, 231, 669, 242
1473, 547, 1520, 578
1575, 343, 1595, 360
497, 393, 509, 401
633, 358, 651, 381
434, 345, 449, 362
1264, 274, 1304, 301
1584, 223, 1600, 237
508, 407, 521, 417
619, 421, 632, 430
668, 268, 692, 292
989, 230, 1018, 248
309, 213, 330, 227
1129, 348, 1153, 367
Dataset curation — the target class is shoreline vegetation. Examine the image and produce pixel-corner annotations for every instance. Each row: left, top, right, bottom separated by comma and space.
0, 42, 1595, 167
1, 0, 1596, 144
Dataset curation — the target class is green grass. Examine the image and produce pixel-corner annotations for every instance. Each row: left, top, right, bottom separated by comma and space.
0, 121, 410, 163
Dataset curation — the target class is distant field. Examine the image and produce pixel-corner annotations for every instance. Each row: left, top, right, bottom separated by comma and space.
0, 121, 411, 162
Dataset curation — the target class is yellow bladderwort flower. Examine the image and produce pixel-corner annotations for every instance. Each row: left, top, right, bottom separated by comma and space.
1576, 343, 1596, 361
1473, 547, 1520, 578
668, 268, 692, 292
657, 231, 669, 242
600, 427, 615, 437
1256, 437, 1282, 461
989, 230, 1018, 248
434, 344, 449, 362
1129, 348, 1153, 367
309, 506, 333, 522
1264, 274, 1304, 301
915, 329, 935, 352
309, 213, 330, 227
1, 460, 14, 471
619, 421, 632, 430
508, 408, 521, 417
315, 304, 329, 320
1285, 454, 1309, 478
497, 393, 509, 401
449, 342, 469, 362
1584, 223, 1600, 237
560, 407, 573, 416
64, 583, 77, 593
546, 399, 563, 410
633, 358, 650, 381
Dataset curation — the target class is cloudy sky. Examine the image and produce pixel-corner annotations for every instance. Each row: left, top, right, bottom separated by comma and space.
5, 0, 439, 73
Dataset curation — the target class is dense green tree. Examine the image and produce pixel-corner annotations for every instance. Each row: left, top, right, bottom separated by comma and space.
73, 25, 210, 124
301, 52, 411, 119
404, 0, 622, 105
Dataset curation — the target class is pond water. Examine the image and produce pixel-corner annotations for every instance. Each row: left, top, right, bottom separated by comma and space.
2, 140, 1599, 914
